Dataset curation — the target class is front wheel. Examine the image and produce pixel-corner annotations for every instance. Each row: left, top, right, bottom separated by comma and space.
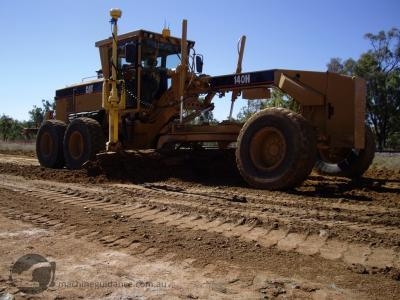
315, 126, 376, 178
236, 108, 317, 190
63, 117, 105, 169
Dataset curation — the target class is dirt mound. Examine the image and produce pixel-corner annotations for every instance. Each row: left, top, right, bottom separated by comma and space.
0, 162, 107, 184
0, 150, 399, 192
88, 149, 242, 185
0, 149, 242, 186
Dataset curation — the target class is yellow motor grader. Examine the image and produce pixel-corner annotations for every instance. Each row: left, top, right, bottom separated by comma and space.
36, 9, 375, 190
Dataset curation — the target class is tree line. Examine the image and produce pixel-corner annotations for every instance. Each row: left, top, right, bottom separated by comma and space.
237, 27, 400, 151
0, 100, 54, 141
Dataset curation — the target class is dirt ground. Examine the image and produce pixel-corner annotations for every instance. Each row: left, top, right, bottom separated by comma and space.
0, 150, 399, 299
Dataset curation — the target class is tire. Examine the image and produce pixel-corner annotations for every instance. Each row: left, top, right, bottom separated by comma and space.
236, 107, 317, 190
315, 126, 375, 178
36, 120, 67, 168
63, 117, 105, 169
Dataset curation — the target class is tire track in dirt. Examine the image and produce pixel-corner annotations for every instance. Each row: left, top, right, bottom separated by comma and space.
0, 174, 399, 278
104, 182, 400, 249
1, 210, 368, 299
0, 204, 386, 299
117, 182, 400, 228
14, 172, 399, 235
0, 153, 38, 166
4, 173, 400, 247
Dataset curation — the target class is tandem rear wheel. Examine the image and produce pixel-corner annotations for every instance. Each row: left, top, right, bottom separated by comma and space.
36, 117, 105, 170
36, 120, 67, 168
63, 117, 106, 169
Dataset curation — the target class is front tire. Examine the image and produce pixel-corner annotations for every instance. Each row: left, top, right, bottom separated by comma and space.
63, 117, 105, 169
36, 120, 67, 168
236, 108, 317, 190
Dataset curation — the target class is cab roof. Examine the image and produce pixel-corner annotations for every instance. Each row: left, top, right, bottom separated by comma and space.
95, 29, 195, 48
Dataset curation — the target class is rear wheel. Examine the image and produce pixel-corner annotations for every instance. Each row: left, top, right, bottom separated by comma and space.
315, 126, 375, 177
63, 117, 105, 169
36, 120, 66, 168
236, 108, 317, 190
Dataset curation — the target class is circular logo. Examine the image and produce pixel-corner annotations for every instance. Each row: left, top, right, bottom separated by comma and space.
9, 254, 56, 294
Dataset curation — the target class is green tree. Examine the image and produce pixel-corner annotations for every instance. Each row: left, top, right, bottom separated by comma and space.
236, 99, 264, 122
327, 57, 344, 73
0, 115, 13, 141
203, 111, 219, 124
0, 115, 27, 141
327, 28, 400, 150
261, 88, 299, 111
9, 121, 23, 140
327, 57, 357, 75
236, 88, 300, 122
28, 105, 43, 127
28, 99, 55, 127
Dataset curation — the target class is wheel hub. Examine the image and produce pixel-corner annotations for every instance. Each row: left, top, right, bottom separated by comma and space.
250, 127, 287, 171
68, 131, 84, 160
40, 132, 53, 157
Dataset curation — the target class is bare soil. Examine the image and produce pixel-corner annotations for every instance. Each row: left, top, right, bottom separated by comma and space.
0, 151, 399, 299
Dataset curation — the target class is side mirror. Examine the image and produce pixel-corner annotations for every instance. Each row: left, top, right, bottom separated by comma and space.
125, 43, 137, 63
195, 55, 203, 73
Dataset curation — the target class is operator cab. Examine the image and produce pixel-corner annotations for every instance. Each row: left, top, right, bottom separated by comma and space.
95, 30, 196, 108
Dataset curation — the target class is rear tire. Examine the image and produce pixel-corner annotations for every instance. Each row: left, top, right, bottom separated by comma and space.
63, 117, 105, 169
236, 107, 317, 190
315, 126, 375, 177
36, 120, 67, 168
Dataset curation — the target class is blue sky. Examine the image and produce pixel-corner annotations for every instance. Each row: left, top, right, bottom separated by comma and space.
0, 0, 399, 121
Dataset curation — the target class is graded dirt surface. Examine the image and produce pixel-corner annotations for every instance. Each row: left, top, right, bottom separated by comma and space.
0, 151, 399, 299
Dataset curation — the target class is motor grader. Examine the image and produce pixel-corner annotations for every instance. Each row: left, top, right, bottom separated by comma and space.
36, 9, 375, 190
